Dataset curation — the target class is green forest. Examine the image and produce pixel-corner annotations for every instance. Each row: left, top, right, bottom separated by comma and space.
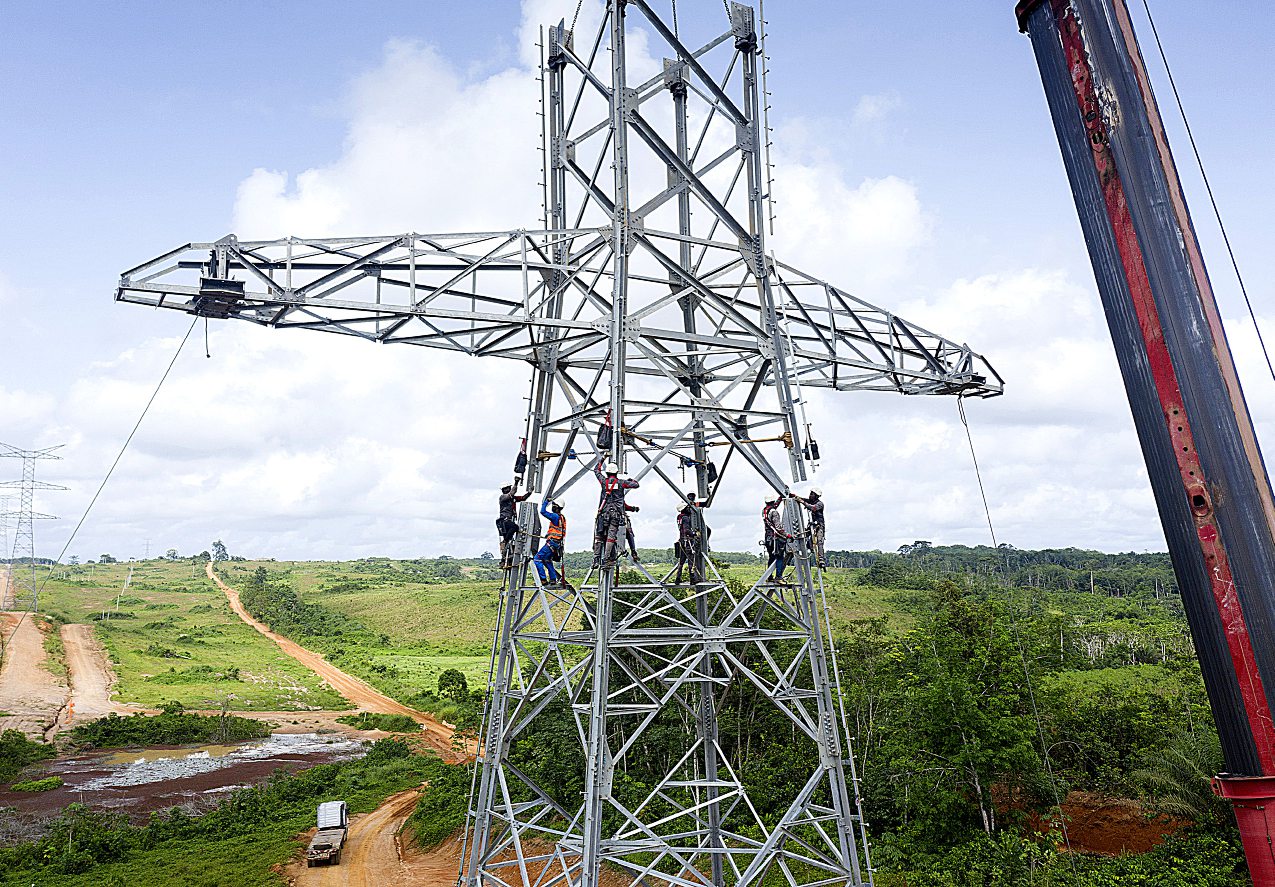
233, 546, 1244, 884
0, 546, 1250, 885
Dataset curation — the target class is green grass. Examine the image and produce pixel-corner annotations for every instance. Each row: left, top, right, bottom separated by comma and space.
335, 712, 420, 732
39, 618, 67, 680
34, 561, 349, 712
10, 775, 62, 792
256, 560, 916, 712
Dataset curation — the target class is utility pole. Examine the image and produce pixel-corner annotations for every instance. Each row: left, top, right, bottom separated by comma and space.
0, 443, 66, 613
1018, 0, 1275, 880
115, 5, 1004, 883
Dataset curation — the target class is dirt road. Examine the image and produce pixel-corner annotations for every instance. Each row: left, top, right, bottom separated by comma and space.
60, 623, 134, 726
288, 789, 437, 887
0, 612, 68, 738
205, 563, 461, 761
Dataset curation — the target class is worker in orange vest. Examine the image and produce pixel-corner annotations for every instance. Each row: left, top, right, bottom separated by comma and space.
534, 499, 569, 589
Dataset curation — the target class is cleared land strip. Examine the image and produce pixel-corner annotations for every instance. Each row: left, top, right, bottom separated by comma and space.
204, 563, 459, 760
0, 612, 68, 738
59, 623, 135, 727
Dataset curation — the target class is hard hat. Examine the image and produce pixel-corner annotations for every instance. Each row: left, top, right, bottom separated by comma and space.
766, 493, 780, 504
810, 487, 822, 497
551, 499, 564, 510
606, 461, 620, 474
501, 483, 513, 492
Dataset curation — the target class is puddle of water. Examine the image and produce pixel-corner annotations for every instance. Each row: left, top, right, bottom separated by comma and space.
104, 744, 243, 765
71, 733, 363, 791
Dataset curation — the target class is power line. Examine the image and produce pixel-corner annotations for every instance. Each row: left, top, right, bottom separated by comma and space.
3, 318, 197, 645
1139, 0, 1274, 384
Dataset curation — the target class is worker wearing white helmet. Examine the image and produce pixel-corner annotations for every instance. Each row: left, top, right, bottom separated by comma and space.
593, 457, 640, 567
762, 492, 790, 582
798, 487, 828, 569
534, 498, 571, 590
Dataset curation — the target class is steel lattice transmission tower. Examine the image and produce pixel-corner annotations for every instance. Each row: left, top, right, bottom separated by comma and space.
0, 443, 65, 612
114, 3, 1002, 884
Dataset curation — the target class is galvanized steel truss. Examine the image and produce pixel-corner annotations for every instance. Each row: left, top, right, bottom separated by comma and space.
0, 443, 63, 612
114, 3, 1002, 885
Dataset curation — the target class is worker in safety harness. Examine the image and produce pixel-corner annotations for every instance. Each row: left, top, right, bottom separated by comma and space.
763, 493, 791, 583
534, 499, 570, 589
496, 480, 532, 568
673, 495, 706, 585
593, 460, 639, 567
797, 488, 827, 569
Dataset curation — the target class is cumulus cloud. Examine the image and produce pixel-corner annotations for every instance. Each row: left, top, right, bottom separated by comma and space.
851, 92, 901, 128
12, 1, 1272, 563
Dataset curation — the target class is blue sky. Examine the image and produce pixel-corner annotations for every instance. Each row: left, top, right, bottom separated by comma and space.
1, 2, 1271, 561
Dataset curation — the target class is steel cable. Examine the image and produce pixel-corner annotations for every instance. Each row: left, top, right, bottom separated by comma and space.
1140, 0, 1275, 384
2, 317, 198, 647
957, 396, 1074, 858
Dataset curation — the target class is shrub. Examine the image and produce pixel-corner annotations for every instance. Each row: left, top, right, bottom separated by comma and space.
0, 730, 55, 782
11, 775, 63, 792
335, 713, 420, 733
70, 708, 268, 748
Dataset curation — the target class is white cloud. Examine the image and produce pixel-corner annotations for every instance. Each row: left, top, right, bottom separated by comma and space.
851, 92, 901, 128
12, 2, 1272, 563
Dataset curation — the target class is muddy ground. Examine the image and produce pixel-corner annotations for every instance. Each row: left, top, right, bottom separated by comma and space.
0, 732, 373, 825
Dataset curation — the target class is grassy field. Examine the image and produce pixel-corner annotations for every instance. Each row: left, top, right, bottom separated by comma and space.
205, 557, 923, 715
222, 560, 500, 702
34, 561, 348, 712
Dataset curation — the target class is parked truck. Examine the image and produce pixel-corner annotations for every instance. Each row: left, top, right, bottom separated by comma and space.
305, 800, 348, 867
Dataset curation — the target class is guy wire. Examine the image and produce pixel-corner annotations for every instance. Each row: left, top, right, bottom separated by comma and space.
957, 396, 1074, 858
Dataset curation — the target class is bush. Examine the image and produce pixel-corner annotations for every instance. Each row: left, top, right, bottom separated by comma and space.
0, 729, 55, 782
70, 707, 268, 748
335, 713, 420, 733
405, 758, 471, 848
11, 775, 63, 792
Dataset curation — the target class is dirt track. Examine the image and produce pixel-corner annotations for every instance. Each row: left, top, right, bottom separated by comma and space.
0, 612, 68, 738
205, 563, 462, 761
287, 789, 438, 887
60, 623, 134, 727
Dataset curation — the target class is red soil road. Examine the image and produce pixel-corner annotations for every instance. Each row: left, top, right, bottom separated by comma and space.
204, 563, 463, 762
288, 789, 433, 887
59, 623, 137, 728
0, 612, 68, 739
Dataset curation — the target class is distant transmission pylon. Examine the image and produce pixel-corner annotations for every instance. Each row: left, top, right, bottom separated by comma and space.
0, 443, 66, 613
113, 3, 1003, 883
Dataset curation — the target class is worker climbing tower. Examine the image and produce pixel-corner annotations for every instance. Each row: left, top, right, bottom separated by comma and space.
115, 4, 1002, 884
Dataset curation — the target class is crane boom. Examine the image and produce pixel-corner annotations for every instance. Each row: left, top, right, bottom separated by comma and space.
1018, 1, 1275, 881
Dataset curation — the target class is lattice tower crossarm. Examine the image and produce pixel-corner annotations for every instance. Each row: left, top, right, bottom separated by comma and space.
0, 443, 64, 613
112, 3, 1006, 885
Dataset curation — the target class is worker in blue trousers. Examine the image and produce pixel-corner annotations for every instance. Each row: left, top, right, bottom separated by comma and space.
534, 499, 571, 589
